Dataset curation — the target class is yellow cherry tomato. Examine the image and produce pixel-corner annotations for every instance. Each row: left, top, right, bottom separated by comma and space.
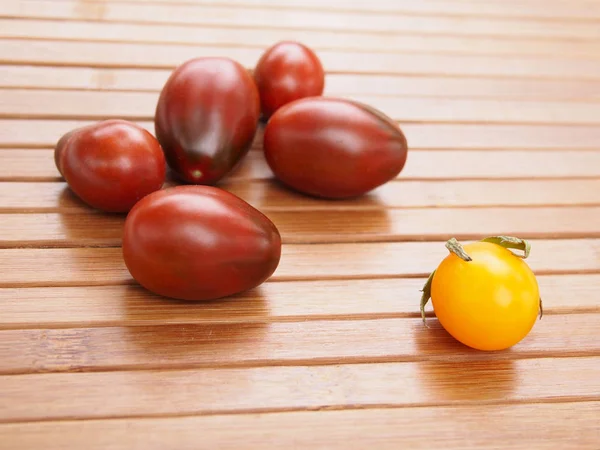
420, 236, 542, 351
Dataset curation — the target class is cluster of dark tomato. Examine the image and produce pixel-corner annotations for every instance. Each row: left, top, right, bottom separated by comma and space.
54, 41, 409, 302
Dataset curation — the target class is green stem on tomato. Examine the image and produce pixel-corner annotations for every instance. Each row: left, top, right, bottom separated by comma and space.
419, 269, 435, 326
480, 235, 531, 259
445, 237, 473, 261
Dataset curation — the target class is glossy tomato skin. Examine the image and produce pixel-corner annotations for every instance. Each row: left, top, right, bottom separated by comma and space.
59, 119, 166, 213
254, 41, 325, 119
263, 97, 408, 199
431, 242, 540, 351
122, 185, 282, 301
155, 57, 261, 185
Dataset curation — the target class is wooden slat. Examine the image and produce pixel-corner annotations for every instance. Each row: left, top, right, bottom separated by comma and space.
3, 149, 600, 182
4, 119, 600, 150
3, 19, 600, 59
5, 88, 600, 125
2, 402, 597, 449
0, 274, 597, 330
73, 0, 600, 22
1, 179, 599, 213
3, 40, 600, 80
3, 1, 600, 40
2, 207, 600, 248
0, 238, 598, 287
0, 357, 599, 423
3, 66, 600, 101
0, 313, 599, 374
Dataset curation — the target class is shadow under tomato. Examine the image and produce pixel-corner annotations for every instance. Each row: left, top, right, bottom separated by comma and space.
121, 284, 271, 361
411, 318, 517, 402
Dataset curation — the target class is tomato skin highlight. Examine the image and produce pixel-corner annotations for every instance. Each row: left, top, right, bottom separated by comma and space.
263, 97, 408, 199
155, 57, 261, 185
254, 41, 325, 119
122, 185, 282, 301
58, 119, 166, 213
430, 241, 540, 351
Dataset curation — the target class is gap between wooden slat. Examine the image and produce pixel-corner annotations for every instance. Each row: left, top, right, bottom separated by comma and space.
2, 40, 600, 81
0, 274, 596, 330
0, 401, 597, 449
2, 19, 599, 59
2, 0, 600, 40
0, 356, 598, 423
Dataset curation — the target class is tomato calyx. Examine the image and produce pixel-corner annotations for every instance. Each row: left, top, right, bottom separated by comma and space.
419, 235, 543, 327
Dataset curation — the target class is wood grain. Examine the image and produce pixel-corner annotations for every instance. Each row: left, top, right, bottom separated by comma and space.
0, 313, 598, 375
3, 39, 600, 80
1, 402, 596, 450
3, 148, 600, 182
3, 66, 600, 101
1, 357, 599, 422
2, 207, 600, 248
0, 274, 597, 330
4, 1, 600, 40
0, 238, 598, 287
4, 119, 600, 150
1, 179, 599, 213
76, 0, 600, 22
6, 88, 600, 125
3, 18, 600, 59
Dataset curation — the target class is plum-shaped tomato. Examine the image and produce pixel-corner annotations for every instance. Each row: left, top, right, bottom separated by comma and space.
122, 185, 282, 301
57, 119, 166, 213
254, 41, 325, 119
155, 57, 260, 185
263, 97, 408, 199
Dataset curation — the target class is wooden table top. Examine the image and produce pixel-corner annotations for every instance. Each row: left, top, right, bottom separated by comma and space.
1, 0, 600, 448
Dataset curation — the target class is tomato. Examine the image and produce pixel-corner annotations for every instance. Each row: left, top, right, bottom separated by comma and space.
253, 41, 325, 119
57, 119, 166, 213
122, 185, 282, 301
420, 236, 542, 351
263, 97, 408, 199
155, 57, 260, 185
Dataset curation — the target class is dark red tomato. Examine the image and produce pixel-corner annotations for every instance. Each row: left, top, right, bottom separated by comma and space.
263, 97, 408, 199
254, 41, 325, 119
122, 185, 282, 301
58, 119, 166, 213
155, 57, 260, 185
54, 125, 90, 177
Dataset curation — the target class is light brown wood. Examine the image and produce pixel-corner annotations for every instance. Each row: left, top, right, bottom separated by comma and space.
6, 88, 600, 125
4, 148, 600, 182
3, 39, 600, 79
2, 207, 600, 247
1, 0, 599, 445
3, 66, 600, 101
0, 313, 598, 375
4, 18, 600, 59
84, 0, 600, 22
1, 356, 599, 422
4, 1, 600, 40
0, 274, 597, 330
1, 179, 599, 213
4, 119, 600, 150
0, 238, 598, 287
2, 402, 597, 450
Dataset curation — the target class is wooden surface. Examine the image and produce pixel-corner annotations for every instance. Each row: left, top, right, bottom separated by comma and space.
1, 0, 600, 448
